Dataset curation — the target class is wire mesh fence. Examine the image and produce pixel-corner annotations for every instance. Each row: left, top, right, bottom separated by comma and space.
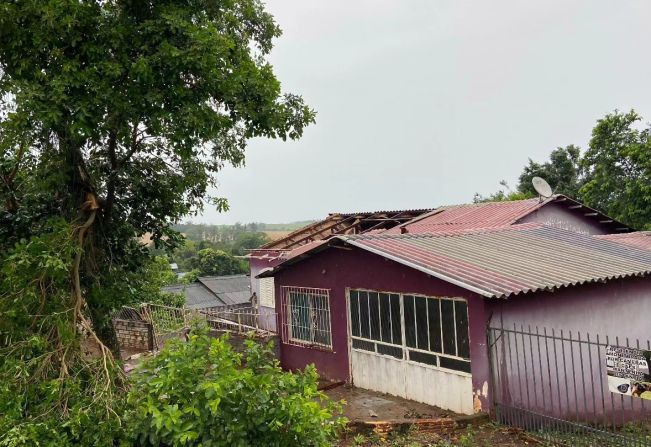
488, 324, 651, 447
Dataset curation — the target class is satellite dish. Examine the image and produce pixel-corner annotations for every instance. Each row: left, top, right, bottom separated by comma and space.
532, 177, 553, 198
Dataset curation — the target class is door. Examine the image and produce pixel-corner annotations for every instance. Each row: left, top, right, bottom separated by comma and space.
348, 289, 474, 415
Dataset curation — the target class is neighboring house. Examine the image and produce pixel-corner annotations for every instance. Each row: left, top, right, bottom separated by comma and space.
163, 274, 253, 311
256, 195, 651, 418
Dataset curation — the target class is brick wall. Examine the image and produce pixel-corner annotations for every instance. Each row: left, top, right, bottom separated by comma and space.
113, 318, 153, 352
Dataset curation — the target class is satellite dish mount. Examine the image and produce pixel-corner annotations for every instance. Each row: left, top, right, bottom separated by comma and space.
532, 176, 553, 201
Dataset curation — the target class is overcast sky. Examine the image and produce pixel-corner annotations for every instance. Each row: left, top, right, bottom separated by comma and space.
197, 0, 651, 224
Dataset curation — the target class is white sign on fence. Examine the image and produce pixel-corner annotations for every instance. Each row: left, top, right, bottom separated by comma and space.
606, 345, 651, 399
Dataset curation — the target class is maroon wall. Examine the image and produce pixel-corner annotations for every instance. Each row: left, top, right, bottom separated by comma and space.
272, 245, 492, 412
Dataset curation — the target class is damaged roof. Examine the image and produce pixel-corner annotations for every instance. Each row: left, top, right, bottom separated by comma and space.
259, 224, 651, 299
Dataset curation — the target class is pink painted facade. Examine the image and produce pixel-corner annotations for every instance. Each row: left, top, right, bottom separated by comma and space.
272, 245, 492, 412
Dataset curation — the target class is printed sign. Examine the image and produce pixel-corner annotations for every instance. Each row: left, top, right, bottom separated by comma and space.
606, 345, 651, 399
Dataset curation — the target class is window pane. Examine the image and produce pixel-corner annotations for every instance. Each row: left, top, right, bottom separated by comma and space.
415, 296, 429, 350
379, 293, 392, 343
428, 298, 442, 353
352, 338, 374, 352
290, 293, 310, 341
409, 350, 438, 366
369, 292, 380, 341
312, 294, 331, 346
377, 344, 403, 359
350, 290, 360, 337
439, 356, 471, 373
404, 295, 416, 348
455, 301, 470, 359
359, 291, 370, 339
441, 299, 456, 355
390, 294, 401, 344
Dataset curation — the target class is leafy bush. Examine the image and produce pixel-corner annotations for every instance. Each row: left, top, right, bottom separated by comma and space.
125, 326, 346, 446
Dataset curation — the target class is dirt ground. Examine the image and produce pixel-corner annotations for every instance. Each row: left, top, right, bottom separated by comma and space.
338, 422, 539, 447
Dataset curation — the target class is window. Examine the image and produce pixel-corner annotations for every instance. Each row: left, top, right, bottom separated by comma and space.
349, 289, 471, 374
349, 290, 403, 359
259, 277, 275, 308
281, 286, 332, 349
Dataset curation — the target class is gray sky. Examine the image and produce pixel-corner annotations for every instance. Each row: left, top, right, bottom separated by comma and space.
197, 0, 651, 224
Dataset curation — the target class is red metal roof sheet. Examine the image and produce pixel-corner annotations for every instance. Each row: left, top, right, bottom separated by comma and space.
383, 198, 546, 234
339, 224, 651, 298
596, 232, 651, 251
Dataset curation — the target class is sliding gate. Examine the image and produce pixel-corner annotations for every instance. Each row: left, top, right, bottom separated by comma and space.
488, 325, 651, 446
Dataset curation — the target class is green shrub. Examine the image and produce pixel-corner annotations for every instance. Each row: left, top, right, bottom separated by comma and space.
125, 326, 347, 446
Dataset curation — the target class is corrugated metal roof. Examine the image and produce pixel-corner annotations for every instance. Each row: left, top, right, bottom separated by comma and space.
198, 275, 251, 305
339, 224, 651, 299
163, 283, 226, 309
163, 275, 252, 309
596, 232, 651, 250
384, 198, 546, 234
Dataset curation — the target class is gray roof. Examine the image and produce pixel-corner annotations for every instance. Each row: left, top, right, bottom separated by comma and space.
197, 275, 251, 306
341, 224, 651, 298
163, 275, 251, 309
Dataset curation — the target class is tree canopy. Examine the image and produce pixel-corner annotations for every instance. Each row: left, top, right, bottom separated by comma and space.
0, 1, 314, 444
477, 110, 651, 230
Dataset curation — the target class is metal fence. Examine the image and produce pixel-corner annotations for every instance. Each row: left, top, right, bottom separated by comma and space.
488, 324, 651, 446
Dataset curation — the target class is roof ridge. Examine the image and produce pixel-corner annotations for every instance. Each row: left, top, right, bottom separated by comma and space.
341, 222, 543, 241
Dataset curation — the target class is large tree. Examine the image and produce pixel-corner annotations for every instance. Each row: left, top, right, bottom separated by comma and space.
580, 110, 651, 230
517, 145, 583, 198
0, 1, 313, 443
476, 111, 651, 230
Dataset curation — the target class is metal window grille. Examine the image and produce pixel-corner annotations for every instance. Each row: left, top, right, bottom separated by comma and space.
349, 289, 471, 374
280, 286, 332, 350
488, 324, 651, 447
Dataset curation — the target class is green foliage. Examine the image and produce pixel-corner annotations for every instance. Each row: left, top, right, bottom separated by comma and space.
189, 247, 246, 276
517, 145, 583, 198
478, 110, 651, 229
0, 220, 126, 447
125, 326, 347, 446
473, 180, 532, 203
0, 1, 313, 444
581, 110, 651, 230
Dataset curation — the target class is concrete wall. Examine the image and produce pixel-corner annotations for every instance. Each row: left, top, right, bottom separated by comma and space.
272, 246, 492, 413
487, 276, 651, 422
518, 201, 609, 235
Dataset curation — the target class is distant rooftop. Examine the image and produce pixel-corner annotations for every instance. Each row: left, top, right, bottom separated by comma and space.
163, 274, 251, 309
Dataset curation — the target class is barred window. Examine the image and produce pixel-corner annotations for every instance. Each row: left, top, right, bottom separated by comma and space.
281, 286, 332, 349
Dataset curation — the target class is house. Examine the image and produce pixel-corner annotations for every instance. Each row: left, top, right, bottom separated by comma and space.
249, 195, 630, 330
256, 196, 651, 419
163, 274, 253, 311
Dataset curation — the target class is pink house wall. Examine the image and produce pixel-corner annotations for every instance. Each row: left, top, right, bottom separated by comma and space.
272, 246, 492, 412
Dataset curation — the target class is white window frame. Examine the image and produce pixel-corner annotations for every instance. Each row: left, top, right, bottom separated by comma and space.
281, 286, 333, 350
347, 288, 471, 376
